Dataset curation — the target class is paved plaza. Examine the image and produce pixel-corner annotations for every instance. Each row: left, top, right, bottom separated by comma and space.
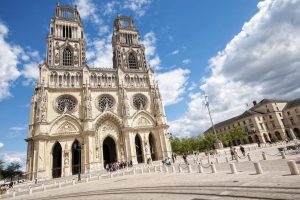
2, 143, 300, 200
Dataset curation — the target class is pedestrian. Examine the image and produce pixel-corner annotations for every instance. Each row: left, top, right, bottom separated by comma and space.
35, 177, 38, 184
240, 145, 245, 156
183, 153, 189, 165
230, 147, 235, 160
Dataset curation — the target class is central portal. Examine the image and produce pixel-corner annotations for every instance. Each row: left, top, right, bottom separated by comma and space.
103, 137, 117, 168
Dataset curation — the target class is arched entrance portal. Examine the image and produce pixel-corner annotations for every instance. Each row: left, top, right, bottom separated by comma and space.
149, 133, 157, 161
135, 134, 143, 163
294, 128, 300, 138
71, 140, 81, 175
103, 137, 117, 168
52, 142, 62, 178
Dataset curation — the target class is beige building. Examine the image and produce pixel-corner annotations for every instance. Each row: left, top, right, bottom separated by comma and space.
204, 99, 300, 146
282, 98, 300, 138
26, 5, 172, 180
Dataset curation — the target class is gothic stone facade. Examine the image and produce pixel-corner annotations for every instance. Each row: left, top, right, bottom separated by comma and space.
26, 5, 172, 180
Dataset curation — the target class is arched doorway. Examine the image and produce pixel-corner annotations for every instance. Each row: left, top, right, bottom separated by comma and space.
294, 128, 300, 138
103, 137, 117, 168
268, 133, 272, 141
149, 133, 157, 161
275, 131, 282, 140
248, 136, 253, 143
52, 142, 62, 178
135, 134, 143, 163
263, 134, 269, 143
71, 140, 81, 175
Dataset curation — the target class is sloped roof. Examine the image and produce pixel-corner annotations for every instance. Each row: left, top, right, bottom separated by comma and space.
284, 98, 300, 109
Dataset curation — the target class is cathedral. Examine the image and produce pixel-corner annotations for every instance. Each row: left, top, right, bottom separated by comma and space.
26, 4, 172, 179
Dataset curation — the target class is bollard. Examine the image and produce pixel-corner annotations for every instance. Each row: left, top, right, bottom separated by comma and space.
86, 178, 89, 182
178, 166, 182, 173
141, 168, 144, 174
211, 163, 217, 173
253, 162, 263, 174
72, 180, 75, 185
247, 153, 252, 161
89, 173, 92, 178
165, 166, 168, 173
230, 163, 237, 174
262, 152, 267, 160
225, 157, 229, 163
58, 182, 62, 188
160, 166, 163, 173
198, 164, 203, 173
148, 167, 151, 173
172, 165, 176, 173
29, 187, 32, 195
12, 191, 16, 198
215, 158, 219, 164
188, 165, 192, 173
122, 171, 125, 176
287, 160, 300, 175
110, 173, 113, 178
133, 168, 136, 175
41, 183, 45, 190
280, 151, 286, 159
154, 166, 157, 173
98, 175, 101, 180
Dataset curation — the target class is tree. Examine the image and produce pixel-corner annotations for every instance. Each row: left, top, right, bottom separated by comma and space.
220, 132, 232, 147
229, 126, 247, 142
201, 133, 216, 150
0, 159, 4, 179
3, 162, 23, 182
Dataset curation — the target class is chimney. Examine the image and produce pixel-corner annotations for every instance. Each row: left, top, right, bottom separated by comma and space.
253, 100, 257, 106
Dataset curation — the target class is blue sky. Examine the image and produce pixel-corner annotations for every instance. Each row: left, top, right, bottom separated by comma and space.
1, 0, 300, 167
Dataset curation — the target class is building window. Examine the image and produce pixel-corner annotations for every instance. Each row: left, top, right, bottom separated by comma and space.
279, 113, 282, 117
287, 111, 291, 115
56, 95, 77, 113
260, 123, 264, 130
269, 115, 272, 119
265, 123, 269, 129
267, 109, 270, 113
63, 48, 72, 66
290, 118, 295, 126
271, 121, 276, 128
98, 94, 115, 112
276, 107, 279, 111
133, 94, 147, 110
128, 53, 138, 69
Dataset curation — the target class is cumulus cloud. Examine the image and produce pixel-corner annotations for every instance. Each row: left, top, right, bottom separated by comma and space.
0, 143, 4, 149
142, 32, 161, 70
123, 0, 152, 17
0, 22, 21, 101
0, 151, 27, 170
170, 0, 300, 137
156, 68, 190, 106
87, 34, 113, 68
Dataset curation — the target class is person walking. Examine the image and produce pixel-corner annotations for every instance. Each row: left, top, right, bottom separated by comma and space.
240, 145, 245, 156
230, 147, 235, 160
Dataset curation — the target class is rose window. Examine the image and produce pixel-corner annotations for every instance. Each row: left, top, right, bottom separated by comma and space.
98, 95, 115, 112
133, 94, 147, 110
56, 95, 77, 113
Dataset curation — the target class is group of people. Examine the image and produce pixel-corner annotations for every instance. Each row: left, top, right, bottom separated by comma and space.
105, 160, 133, 172
230, 145, 246, 160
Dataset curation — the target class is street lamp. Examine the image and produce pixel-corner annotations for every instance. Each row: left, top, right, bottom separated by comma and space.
74, 143, 84, 181
201, 94, 223, 149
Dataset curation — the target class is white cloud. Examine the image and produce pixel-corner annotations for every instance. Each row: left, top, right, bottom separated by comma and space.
74, 0, 109, 35
170, 0, 300, 137
156, 68, 190, 106
103, 1, 119, 15
87, 34, 113, 68
182, 59, 191, 65
0, 143, 4, 149
142, 32, 161, 70
0, 151, 27, 170
171, 49, 179, 55
123, 0, 152, 17
0, 22, 21, 101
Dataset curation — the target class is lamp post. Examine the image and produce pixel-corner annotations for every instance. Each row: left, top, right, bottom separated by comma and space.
201, 94, 223, 149
74, 143, 84, 181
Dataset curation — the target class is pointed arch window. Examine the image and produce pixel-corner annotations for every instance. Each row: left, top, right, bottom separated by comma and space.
63, 48, 72, 66
128, 53, 138, 69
